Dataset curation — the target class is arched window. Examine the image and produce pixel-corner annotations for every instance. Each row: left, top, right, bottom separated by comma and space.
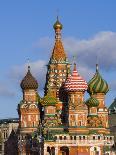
59, 136, 62, 140
70, 136, 73, 140
64, 136, 66, 140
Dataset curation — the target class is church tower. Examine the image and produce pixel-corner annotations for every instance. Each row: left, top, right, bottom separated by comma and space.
18, 66, 40, 135
44, 17, 70, 99
87, 64, 109, 128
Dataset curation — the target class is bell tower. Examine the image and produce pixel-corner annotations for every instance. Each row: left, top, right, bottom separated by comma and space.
44, 17, 70, 99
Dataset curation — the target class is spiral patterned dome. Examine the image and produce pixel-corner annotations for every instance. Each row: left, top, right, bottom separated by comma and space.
20, 66, 38, 90
64, 63, 88, 92
87, 64, 109, 95
53, 16, 63, 30
85, 97, 99, 107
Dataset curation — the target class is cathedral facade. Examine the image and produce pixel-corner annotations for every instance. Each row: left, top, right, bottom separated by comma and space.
17, 18, 114, 155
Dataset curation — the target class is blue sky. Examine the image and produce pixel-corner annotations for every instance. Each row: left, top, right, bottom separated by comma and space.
0, 0, 116, 118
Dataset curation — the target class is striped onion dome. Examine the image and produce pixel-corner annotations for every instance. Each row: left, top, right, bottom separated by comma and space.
20, 66, 38, 90
64, 63, 88, 92
87, 64, 109, 95
85, 97, 99, 107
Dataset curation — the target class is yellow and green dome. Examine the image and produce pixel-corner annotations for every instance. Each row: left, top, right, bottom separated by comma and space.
85, 97, 99, 107
87, 64, 109, 95
42, 91, 57, 106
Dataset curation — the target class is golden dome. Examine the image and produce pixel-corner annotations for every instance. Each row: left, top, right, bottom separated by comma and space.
53, 16, 63, 30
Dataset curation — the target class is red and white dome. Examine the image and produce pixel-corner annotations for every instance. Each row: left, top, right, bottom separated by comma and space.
64, 63, 88, 92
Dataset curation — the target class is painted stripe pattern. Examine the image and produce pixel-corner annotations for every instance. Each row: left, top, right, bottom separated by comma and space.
65, 66, 88, 92
87, 71, 109, 94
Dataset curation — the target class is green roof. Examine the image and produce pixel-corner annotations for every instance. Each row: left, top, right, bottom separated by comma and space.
42, 91, 57, 106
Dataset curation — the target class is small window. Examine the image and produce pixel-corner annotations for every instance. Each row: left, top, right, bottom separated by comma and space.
83, 136, 85, 140
33, 122, 34, 127
79, 121, 82, 126
64, 136, 66, 140
59, 136, 62, 140
70, 136, 73, 140
0, 145, 2, 151
98, 136, 100, 140
79, 136, 81, 140
110, 137, 112, 140
74, 136, 76, 140
93, 136, 95, 140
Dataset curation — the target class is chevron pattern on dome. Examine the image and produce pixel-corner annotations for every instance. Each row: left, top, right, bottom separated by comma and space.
87, 65, 109, 95
20, 66, 38, 90
65, 63, 88, 92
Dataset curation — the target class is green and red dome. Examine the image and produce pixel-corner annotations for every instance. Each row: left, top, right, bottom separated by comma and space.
87, 64, 109, 95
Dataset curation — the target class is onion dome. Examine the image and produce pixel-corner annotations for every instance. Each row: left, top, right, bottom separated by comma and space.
42, 91, 57, 106
20, 66, 38, 90
87, 64, 109, 95
85, 97, 99, 107
64, 63, 88, 92
53, 16, 63, 30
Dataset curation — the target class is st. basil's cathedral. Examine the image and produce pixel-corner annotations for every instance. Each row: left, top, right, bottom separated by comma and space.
17, 18, 114, 155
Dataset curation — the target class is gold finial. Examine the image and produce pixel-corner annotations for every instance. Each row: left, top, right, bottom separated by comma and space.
53, 16, 63, 30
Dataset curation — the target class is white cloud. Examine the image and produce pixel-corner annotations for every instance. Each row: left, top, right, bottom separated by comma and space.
32, 31, 116, 71
63, 31, 116, 70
